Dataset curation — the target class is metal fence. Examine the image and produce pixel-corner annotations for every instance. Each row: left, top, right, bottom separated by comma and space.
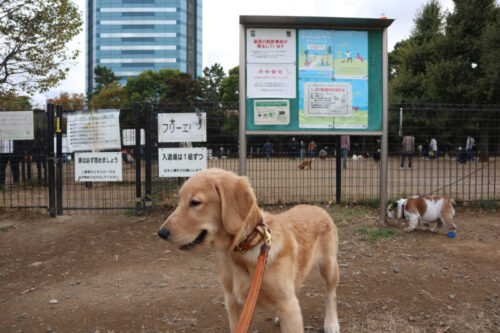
0, 103, 498, 215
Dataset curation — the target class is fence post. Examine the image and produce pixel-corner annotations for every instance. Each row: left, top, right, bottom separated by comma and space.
336, 136, 342, 203
135, 103, 142, 215
56, 105, 63, 215
144, 102, 152, 213
46, 103, 56, 217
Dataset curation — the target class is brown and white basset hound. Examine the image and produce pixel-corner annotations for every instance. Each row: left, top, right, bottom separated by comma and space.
387, 195, 457, 232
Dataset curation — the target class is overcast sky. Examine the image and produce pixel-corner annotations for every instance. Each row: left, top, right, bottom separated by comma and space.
33, 0, 454, 106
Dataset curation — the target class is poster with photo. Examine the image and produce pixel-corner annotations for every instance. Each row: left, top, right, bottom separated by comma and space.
298, 29, 334, 79
333, 31, 368, 79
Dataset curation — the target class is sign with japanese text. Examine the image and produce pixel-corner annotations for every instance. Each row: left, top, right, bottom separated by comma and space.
247, 63, 296, 98
0, 111, 34, 140
74, 152, 122, 182
157, 113, 206, 143
54, 135, 70, 153
254, 100, 290, 125
67, 110, 121, 152
158, 147, 207, 177
304, 82, 352, 118
244, 23, 382, 132
0, 140, 13, 154
122, 129, 145, 146
246, 29, 296, 63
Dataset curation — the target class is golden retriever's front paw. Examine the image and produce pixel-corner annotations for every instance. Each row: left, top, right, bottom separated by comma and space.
324, 322, 340, 333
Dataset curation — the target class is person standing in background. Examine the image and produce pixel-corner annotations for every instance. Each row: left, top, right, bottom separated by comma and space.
466, 135, 475, 162
308, 140, 317, 159
340, 135, 350, 169
400, 134, 415, 169
299, 140, 306, 161
429, 138, 438, 160
289, 137, 298, 160
263, 139, 273, 161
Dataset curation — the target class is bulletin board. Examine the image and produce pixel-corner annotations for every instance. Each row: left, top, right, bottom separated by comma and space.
240, 16, 393, 135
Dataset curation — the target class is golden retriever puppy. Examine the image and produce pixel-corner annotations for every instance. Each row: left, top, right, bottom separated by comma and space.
157, 168, 340, 333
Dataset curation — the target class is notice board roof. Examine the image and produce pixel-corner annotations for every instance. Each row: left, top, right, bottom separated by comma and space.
240, 15, 394, 30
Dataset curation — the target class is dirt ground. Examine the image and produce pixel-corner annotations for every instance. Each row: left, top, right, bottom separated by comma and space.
0, 205, 499, 333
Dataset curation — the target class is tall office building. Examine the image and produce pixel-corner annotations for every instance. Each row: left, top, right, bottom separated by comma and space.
86, 0, 202, 95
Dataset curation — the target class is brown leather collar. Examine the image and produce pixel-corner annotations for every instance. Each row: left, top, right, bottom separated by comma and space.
234, 221, 272, 253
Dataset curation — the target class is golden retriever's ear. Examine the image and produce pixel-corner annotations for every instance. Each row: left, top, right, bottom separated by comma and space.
213, 174, 257, 235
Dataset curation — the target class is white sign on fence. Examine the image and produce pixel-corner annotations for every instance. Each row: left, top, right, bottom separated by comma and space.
157, 113, 206, 143
158, 147, 207, 177
0, 140, 13, 154
0, 111, 34, 140
74, 152, 122, 182
54, 135, 70, 154
122, 129, 145, 146
67, 110, 121, 152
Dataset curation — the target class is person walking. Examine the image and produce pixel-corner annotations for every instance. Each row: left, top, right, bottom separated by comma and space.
400, 134, 415, 169
299, 140, 306, 161
263, 139, 273, 161
466, 135, 475, 162
340, 135, 350, 169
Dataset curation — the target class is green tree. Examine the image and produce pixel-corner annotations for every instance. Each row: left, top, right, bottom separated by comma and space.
0, 0, 83, 95
0, 92, 32, 110
199, 63, 225, 102
389, 0, 444, 103
89, 82, 126, 110
423, 0, 496, 103
162, 72, 200, 104
123, 68, 179, 106
220, 66, 239, 105
93, 65, 122, 96
47, 92, 85, 111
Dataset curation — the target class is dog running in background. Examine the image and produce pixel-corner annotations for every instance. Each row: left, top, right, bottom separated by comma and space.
387, 195, 457, 232
298, 160, 312, 169
157, 168, 340, 333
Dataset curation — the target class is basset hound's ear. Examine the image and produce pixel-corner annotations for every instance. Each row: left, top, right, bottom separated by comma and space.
392, 202, 398, 208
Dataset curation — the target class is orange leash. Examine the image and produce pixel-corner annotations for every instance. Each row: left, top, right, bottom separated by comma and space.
234, 243, 270, 333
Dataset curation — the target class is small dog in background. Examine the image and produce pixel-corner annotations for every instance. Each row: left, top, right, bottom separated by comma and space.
352, 154, 363, 161
387, 195, 457, 232
298, 160, 312, 169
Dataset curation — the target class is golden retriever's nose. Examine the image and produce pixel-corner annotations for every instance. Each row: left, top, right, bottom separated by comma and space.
157, 228, 170, 240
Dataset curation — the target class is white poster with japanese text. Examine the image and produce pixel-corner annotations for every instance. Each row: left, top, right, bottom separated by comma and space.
67, 110, 121, 152
122, 129, 145, 146
158, 147, 207, 177
74, 152, 122, 182
0, 111, 34, 140
54, 135, 70, 153
246, 29, 296, 64
304, 82, 352, 117
157, 113, 206, 143
247, 63, 296, 98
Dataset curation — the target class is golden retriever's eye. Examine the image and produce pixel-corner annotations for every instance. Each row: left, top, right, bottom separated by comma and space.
189, 200, 202, 207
